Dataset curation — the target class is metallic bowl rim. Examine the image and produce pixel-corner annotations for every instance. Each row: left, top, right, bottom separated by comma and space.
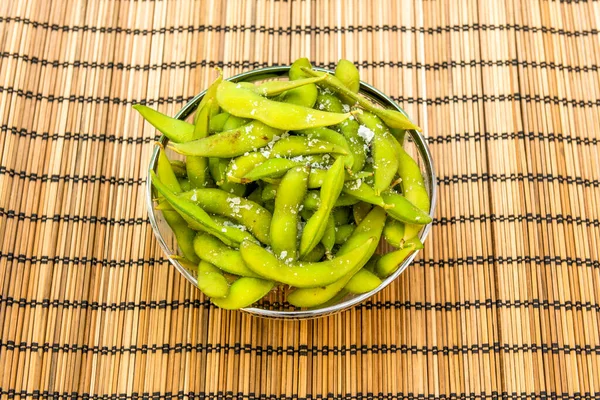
146, 65, 437, 319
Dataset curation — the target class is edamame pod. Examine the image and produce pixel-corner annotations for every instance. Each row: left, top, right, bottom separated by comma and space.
270, 166, 310, 260
383, 218, 406, 248
352, 202, 372, 225
296, 127, 353, 169
221, 115, 250, 131
133, 104, 195, 143
356, 111, 399, 194
211, 277, 274, 310
333, 207, 352, 226
209, 112, 230, 132
226, 152, 267, 183
269, 136, 348, 158
307, 170, 372, 189
193, 233, 259, 277
299, 158, 346, 257
301, 243, 326, 262
335, 59, 360, 93
342, 179, 390, 209
345, 269, 381, 294
179, 188, 272, 245
253, 75, 325, 96
197, 260, 229, 298
170, 160, 187, 178
287, 207, 385, 307
151, 171, 254, 247
376, 237, 424, 277
242, 158, 302, 182
334, 224, 355, 244
284, 57, 319, 108
170, 121, 282, 158
381, 193, 432, 225
321, 215, 336, 254
240, 238, 375, 288
396, 147, 431, 240
301, 68, 421, 131
208, 158, 246, 196
216, 81, 351, 130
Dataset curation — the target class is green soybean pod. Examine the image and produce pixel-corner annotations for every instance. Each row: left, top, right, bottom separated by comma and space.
314, 93, 367, 173
246, 186, 263, 205
376, 237, 424, 278
296, 127, 354, 169
170, 160, 187, 178
179, 188, 272, 245
334, 224, 355, 244
301, 243, 326, 262
171, 121, 282, 158
242, 158, 302, 182
383, 218, 406, 248
261, 183, 278, 201
303, 191, 359, 211
254, 75, 325, 97
193, 232, 259, 277
286, 207, 385, 307
197, 260, 229, 298
352, 202, 372, 225
270, 166, 310, 260
345, 269, 382, 294
211, 277, 274, 310
269, 136, 349, 158
332, 207, 351, 226
299, 158, 345, 257
321, 215, 336, 254
397, 147, 431, 240
381, 192, 432, 225
151, 171, 254, 247
356, 111, 399, 194
284, 58, 319, 108
178, 178, 192, 192
240, 238, 375, 288
221, 114, 250, 131
187, 99, 212, 188
208, 158, 246, 197
226, 152, 268, 183
133, 104, 195, 143
209, 112, 230, 132
301, 68, 420, 131
216, 81, 351, 130
335, 59, 361, 93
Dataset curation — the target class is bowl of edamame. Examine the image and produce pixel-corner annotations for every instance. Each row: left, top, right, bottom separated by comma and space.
139, 59, 436, 319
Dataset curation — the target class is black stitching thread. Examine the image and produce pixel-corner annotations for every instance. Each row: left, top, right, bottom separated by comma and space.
3, 52, 600, 74
2, 166, 599, 188
1, 209, 598, 228
1, 296, 598, 313
2, 252, 598, 270
4, 125, 599, 147
0, 18, 598, 37
0, 390, 597, 400
1, 86, 599, 108
0, 340, 598, 356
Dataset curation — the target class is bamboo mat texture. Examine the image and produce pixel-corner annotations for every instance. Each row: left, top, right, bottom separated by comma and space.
1, 0, 599, 398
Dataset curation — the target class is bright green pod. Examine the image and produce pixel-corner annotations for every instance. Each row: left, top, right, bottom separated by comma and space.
226, 152, 268, 183
302, 191, 359, 211
345, 270, 382, 294
286, 207, 385, 307
296, 127, 354, 169
376, 237, 424, 277
352, 202, 372, 225
270, 166, 310, 261
269, 136, 349, 158
151, 171, 254, 247
381, 193, 432, 225
321, 215, 336, 254
383, 218, 406, 248
179, 188, 272, 245
300, 243, 326, 262
197, 260, 229, 298
334, 224, 355, 245
170, 121, 283, 158
221, 114, 250, 131
210, 277, 274, 310
307, 170, 372, 189
193, 233, 259, 277
301, 68, 421, 131
216, 81, 351, 130
208, 158, 246, 197
240, 238, 375, 288
356, 111, 399, 194
133, 104, 195, 143
253, 76, 325, 96
209, 112, 230, 132
242, 158, 303, 182
170, 160, 187, 178
332, 207, 352, 226
335, 59, 361, 93
299, 158, 346, 257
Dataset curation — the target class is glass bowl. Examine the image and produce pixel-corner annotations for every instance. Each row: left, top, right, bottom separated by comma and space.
146, 66, 437, 319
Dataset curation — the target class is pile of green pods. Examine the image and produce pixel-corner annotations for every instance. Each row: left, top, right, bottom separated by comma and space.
135, 58, 431, 310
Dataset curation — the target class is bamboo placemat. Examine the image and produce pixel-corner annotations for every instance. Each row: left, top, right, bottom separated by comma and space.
1, 0, 599, 398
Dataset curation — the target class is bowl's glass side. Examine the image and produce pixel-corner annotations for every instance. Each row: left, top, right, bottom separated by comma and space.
146, 66, 437, 319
